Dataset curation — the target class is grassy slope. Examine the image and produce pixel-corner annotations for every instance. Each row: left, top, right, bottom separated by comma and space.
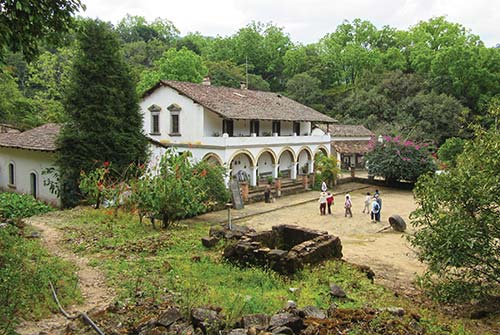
0, 224, 81, 333
58, 208, 473, 334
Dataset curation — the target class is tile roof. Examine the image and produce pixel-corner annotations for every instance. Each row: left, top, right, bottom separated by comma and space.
144, 80, 336, 123
0, 123, 61, 152
318, 124, 374, 137
332, 140, 372, 154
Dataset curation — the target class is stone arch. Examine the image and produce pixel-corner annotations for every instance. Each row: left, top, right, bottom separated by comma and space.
297, 146, 313, 160
277, 147, 297, 163
202, 152, 223, 165
256, 148, 277, 178
297, 147, 313, 175
314, 145, 329, 157
256, 148, 278, 165
229, 150, 256, 182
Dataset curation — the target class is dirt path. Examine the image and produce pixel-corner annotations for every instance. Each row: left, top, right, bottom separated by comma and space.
16, 211, 115, 335
239, 186, 425, 292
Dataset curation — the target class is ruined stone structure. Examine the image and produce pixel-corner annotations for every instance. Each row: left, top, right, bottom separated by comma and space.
222, 225, 342, 274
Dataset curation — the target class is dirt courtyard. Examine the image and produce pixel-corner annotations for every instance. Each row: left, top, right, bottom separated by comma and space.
239, 186, 425, 292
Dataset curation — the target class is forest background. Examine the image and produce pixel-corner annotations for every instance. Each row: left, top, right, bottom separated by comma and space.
1, 15, 499, 146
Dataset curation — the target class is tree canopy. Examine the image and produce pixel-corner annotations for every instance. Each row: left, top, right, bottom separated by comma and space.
57, 19, 147, 207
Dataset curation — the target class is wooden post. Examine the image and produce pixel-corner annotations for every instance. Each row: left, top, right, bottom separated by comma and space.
240, 182, 249, 202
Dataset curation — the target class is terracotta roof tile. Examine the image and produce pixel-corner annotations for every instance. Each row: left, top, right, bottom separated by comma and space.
0, 123, 61, 151
332, 140, 372, 154
319, 124, 374, 137
144, 80, 336, 123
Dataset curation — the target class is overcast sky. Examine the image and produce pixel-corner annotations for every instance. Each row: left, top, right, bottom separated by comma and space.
79, 0, 499, 47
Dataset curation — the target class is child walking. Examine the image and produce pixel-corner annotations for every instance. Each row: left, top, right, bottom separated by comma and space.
327, 192, 334, 214
319, 192, 328, 215
344, 194, 353, 217
363, 192, 371, 214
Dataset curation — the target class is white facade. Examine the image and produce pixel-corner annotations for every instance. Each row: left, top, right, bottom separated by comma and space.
141, 86, 331, 187
0, 148, 60, 206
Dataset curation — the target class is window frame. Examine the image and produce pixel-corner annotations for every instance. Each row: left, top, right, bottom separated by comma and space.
8, 161, 15, 187
250, 120, 260, 136
272, 121, 281, 136
293, 122, 300, 136
223, 119, 234, 137
169, 112, 180, 136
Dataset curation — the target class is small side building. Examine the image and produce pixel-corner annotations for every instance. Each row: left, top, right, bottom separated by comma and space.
0, 124, 61, 207
324, 124, 374, 169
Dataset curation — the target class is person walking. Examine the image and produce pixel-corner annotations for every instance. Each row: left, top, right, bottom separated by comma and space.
375, 193, 382, 218
321, 181, 327, 192
344, 194, 353, 218
327, 192, 334, 214
319, 192, 328, 215
362, 192, 371, 214
371, 196, 381, 222
264, 182, 272, 203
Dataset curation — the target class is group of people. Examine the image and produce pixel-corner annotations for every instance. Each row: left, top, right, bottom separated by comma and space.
318, 181, 383, 222
363, 190, 382, 222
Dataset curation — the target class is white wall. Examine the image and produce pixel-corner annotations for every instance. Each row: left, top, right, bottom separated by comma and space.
203, 109, 222, 136
0, 148, 60, 207
257, 152, 274, 175
140, 87, 205, 143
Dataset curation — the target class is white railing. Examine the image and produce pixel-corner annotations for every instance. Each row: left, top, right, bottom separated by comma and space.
199, 134, 331, 148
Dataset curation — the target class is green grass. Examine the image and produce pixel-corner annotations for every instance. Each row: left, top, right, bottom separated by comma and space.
0, 224, 81, 334
58, 208, 471, 334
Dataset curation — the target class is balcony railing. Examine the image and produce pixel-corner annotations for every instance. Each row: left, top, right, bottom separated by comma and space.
199, 134, 331, 148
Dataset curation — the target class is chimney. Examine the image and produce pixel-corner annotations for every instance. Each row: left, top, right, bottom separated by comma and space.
202, 76, 211, 86
240, 81, 247, 90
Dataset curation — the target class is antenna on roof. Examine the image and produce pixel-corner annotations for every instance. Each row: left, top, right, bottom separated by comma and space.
245, 56, 249, 89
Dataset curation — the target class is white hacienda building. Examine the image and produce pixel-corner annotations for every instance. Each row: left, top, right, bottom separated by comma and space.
0, 124, 61, 206
141, 80, 336, 186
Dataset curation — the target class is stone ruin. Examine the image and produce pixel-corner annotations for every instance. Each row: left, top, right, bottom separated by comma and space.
203, 224, 342, 275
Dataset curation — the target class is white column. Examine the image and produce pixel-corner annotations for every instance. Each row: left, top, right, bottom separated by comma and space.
250, 166, 257, 187
291, 162, 298, 179
272, 164, 279, 179
308, 160, 314, 174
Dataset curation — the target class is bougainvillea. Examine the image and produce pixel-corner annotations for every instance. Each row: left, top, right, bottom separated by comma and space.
364, 136, 436, 182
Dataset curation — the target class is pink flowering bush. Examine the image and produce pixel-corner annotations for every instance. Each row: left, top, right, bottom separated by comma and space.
364, 136, 436, 182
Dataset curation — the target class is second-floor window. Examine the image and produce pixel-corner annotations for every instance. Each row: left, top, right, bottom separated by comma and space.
272, 121, 281, 135
223, 119, 234, 137
151, 114, 160, 134
171, 113, 179, 134
148, 104, 162, 135
293, 122, 300, 135
250, 120, 259, 135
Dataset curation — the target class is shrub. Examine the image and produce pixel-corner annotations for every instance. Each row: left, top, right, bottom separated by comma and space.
130, 148, 227, 228
410, 127, 500, 300
364, 136, 436, 182
314, 154, 340, 188
0, 193, 53, 219
437, 137, 466, 168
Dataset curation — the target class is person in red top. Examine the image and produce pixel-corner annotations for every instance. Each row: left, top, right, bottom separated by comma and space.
326, 192, 334, 214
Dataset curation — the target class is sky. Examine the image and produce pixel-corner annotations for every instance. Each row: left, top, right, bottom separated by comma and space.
79, 0, 499, 47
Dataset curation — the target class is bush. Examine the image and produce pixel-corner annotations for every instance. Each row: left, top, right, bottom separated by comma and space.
130, 149, 228, 228
410, 127, 500, 300
0, 192, 53, 219
364, 136, 436, 182
437, 137, 466, 168
0, 225, 80, 333
314, 154, 340, 188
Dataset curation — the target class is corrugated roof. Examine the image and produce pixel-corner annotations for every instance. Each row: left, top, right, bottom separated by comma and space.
143, 80, 336, 123
319, 124, 374, 137
0, 123, 61, 152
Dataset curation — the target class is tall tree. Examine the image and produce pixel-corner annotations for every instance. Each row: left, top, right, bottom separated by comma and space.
57, 19, 147, 207
137, 47, 208, 94
0, 0, 83, 62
